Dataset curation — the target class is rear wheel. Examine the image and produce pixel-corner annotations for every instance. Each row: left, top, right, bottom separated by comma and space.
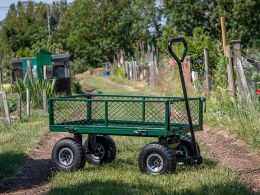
84, 135, 116, 165
177, 136, 202, 165
52, 137, 86, 171
138, 142, 176, 174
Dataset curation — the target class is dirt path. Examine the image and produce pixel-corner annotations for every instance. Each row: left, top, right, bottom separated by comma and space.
197, 127, 260, 192
0, 132, 68, 195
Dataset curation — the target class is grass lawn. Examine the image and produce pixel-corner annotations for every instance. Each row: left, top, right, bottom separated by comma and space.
48, 76, 252, 194
0, 110, 48, 180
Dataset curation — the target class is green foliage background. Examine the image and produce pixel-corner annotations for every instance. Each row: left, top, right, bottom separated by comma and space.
0, 0, 259, 78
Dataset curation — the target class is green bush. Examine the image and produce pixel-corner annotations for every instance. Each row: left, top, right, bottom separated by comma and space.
72, 59, 89, 74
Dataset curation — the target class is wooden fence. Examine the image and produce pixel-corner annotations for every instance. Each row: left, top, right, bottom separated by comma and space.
0, 88, 48, 125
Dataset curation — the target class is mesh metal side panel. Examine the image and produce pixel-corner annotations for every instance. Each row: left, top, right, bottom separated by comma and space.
53, 100, 87, 125
107, 101, 142, 122
51, 96, 202, 128
170, 99, 199, 125
145, 102, 165, 122
52, 99, 167, 126
91, 101, 105, 125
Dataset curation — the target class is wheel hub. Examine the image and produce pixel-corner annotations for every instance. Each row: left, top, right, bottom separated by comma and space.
91, 143, 105, 160
146, 153, 164, 173
58, 147, 74, 166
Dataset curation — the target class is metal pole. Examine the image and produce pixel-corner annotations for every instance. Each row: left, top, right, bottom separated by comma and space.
168, 38, 199, 160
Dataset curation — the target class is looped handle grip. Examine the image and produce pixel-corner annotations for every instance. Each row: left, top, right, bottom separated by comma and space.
167, 37, 188, 63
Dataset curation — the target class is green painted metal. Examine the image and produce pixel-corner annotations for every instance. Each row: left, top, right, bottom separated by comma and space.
48, 94, 205, 137
36, 50, 52, 67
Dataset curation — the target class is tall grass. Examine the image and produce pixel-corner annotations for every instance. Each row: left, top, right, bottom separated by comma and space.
13, 79, 56, 108
205, 87, 260, 149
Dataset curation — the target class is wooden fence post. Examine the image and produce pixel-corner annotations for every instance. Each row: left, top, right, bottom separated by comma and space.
2, 91, 10, 124
225, 45, 235, 96
0, 66, 3, 83
149, 61, 155, 86
26, 88, 30, 116
220, 17, 227, 56
27, 60, 33, 84
43, 89, 47, 110
43, 65, 47, 111
231, 40, 252, 106
17, 94, 22, 121
182, 57, 192, 89
204, 48, 211, 95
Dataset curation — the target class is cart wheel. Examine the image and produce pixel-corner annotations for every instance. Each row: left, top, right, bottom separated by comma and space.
52, 137, 86, 171
138, 143, 176, 174
177, 137, 202, 165
84, 135, 116, 165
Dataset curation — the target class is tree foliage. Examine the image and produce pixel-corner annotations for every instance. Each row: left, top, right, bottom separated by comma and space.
0, 0, 259, 71
163, 0, 260, 46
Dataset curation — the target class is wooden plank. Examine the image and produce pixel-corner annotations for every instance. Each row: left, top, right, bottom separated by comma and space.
27, 60, 33, 84
232, 40, 252, 106
2, 91, 10, 124
225, 45, 235, 96
43, 88, 47, 110
0, 66, 3, 83
182, 57, 192, 89
26, 88, 30, 116
43, 65, 47, 81
231, 41, 243, 95
204, 48, 211, 95
220, 17, 227, 55
17, 94, 22, 121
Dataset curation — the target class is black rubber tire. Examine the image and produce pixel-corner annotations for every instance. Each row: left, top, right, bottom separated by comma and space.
52, 137, 86, 171
62, 137, 87, 169
138, 143, 176, 174
177, 136, 202, 165
84, 135, 116, 165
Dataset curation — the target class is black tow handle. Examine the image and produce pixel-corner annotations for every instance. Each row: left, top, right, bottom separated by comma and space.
167, 37, 200, 161
167, 37, 188, 63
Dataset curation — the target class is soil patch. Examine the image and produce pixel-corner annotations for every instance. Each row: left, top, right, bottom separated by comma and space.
0, 132, 69, 195
197, 127, 260, 192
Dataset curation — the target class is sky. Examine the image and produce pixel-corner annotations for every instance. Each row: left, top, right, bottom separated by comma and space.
0, 0, 74, 21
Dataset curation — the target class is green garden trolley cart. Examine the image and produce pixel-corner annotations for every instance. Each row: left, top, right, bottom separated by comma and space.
49, 37, 206, 174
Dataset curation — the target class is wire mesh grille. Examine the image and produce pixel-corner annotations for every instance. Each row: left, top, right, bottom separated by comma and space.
170, 99, 199, 124
51, 95, 202, 129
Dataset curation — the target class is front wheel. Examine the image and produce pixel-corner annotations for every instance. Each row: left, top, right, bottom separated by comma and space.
52, 137, 86, 171
138, 143, 176, 174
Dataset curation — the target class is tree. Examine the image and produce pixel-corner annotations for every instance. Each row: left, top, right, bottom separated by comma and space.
57, 0, 162, 67
163, 0, 214, 36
